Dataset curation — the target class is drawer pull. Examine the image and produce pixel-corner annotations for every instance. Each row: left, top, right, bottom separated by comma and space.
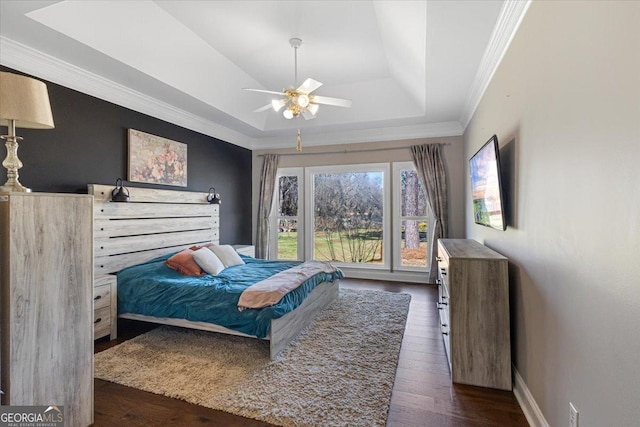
440, 269, 447, 275
442, 323, 448, 328
436, 257, 443, 262
94, 295, 102, 301
94, 318, 102, 324
442, 331, 449, 336
440, 301, 448, 305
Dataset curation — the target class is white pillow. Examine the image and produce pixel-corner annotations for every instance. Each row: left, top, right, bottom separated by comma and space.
209, 244, 245, 268
192, 247, 225, 275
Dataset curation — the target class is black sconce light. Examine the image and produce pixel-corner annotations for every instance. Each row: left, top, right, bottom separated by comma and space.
111, 178, 130, 202
207, 187, 221, 204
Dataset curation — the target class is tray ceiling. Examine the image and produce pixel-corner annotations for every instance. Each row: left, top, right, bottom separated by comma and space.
0, 1, 529, 149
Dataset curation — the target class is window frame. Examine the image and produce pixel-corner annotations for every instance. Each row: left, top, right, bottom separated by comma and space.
304, 163, 391, 270
392, 161, 432, 273
270, 167, 304, 261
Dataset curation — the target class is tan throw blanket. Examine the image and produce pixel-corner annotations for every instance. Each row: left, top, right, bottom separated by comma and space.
238, 261, 338, 310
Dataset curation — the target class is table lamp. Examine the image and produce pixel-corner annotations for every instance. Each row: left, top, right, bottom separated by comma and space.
0, 71, 55, 192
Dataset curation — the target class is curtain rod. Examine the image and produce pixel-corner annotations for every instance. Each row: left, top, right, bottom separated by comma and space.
257, 142, 451, 157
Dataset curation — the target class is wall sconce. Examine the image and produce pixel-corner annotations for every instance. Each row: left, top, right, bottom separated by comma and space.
111, 178, 130, 202
0, 72, 55, 192
207, 187, 221, 204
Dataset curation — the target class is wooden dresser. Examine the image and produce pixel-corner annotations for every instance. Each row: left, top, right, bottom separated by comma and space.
0, 192, 94, 426
436, 238, 511, 390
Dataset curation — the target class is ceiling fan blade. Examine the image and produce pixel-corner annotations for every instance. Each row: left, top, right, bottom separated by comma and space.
253, 103, 273, 113
297, 78, 323, 94
301, 109, 317, 120
243, 88, 287, 96
271, 99, 287, 112
312, 95, 352, 108
307, 103, 319, 115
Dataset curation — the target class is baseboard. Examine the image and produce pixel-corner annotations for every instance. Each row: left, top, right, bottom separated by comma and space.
513, 366, 550, 427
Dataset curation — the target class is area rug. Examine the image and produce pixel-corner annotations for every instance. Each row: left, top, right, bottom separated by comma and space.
94, 289, 410, 427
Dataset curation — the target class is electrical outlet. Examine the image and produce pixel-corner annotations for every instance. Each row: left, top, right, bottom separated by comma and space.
569, 402, 579, 427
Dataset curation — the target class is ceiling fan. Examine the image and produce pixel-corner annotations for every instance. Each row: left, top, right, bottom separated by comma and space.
243, 38, 352, 122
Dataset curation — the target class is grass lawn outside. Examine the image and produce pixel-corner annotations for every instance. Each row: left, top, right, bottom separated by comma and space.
277, 231, 427, 267
277, 231, 298, 260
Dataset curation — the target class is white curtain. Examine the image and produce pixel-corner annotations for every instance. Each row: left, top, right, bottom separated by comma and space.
256, 154, 279, 259
411, 144, 448, 283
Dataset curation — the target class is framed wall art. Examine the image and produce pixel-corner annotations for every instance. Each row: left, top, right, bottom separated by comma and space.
128, 129, 187, 187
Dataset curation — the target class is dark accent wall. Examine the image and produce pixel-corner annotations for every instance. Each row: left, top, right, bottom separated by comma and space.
1, 66, 252, 244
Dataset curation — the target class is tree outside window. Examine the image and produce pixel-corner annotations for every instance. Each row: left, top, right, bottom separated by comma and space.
305, 164, 390, 268
273, 169, 302, 260
395, 162, 430, 270
313, 171, 384, 264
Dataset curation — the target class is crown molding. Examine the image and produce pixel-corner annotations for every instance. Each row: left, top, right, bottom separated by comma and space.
0, 36, 254, 149
250, 121, 464, 150
458, 0, 532, 130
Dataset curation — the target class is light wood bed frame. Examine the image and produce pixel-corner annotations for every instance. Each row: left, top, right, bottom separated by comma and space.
88, 184, 339, 358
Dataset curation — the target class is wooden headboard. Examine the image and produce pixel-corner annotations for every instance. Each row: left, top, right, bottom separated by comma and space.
88, 184, 219, 275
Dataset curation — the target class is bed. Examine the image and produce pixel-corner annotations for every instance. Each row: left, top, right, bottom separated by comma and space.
88, 184, 341, 358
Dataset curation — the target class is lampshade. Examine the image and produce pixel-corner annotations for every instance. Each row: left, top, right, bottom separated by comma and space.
0, 72, 55, 129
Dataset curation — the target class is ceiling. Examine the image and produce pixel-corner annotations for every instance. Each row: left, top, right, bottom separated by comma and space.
0, 1, 529, 150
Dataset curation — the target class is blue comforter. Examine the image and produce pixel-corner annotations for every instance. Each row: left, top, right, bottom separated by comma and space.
116, 254, 343, 338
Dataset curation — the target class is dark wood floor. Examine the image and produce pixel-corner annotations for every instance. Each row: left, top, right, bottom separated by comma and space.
93, 279, 528, 426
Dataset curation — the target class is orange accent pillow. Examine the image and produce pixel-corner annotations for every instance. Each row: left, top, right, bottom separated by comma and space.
189, 243, 215, 251
165, 249, 204, 276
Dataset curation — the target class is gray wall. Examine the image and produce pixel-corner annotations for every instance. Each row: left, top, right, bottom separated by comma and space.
1, 66, 252, 245
464, 1, 640, 426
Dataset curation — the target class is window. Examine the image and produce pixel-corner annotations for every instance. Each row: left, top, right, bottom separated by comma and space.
272, 162, 429, 276
271, 168, 303, 260
393, 162, 431, 271
305, 164, 390, 268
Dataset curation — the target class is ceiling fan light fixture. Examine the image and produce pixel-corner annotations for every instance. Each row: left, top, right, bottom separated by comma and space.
296, 94, 310, 108
244, 37, 350, 153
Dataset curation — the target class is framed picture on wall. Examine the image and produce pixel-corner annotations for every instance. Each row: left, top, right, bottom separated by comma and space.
128, 129, 187, 187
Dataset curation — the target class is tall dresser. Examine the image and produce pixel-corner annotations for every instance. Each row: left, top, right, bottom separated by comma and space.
0, 193, 94, 426
436, 238, 511, 390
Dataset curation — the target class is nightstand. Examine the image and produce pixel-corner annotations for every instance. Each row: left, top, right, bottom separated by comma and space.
94, 274, 117, 340
233, 245, 255, 257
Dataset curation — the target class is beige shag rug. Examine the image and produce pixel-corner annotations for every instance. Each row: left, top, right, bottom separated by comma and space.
94, 289, 410, 427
